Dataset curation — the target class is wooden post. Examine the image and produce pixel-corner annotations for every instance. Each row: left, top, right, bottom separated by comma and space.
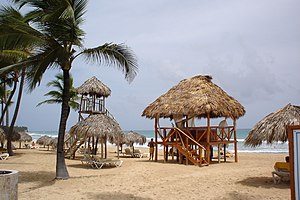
233, 119, 238, 162
163, 129, 166, 163
78, 95, 83, 122
155, 117, 158, 161
206, 114, 211, 164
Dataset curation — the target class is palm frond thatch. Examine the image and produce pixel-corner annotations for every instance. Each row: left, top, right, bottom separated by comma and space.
0, 126, 20, 141
36, 135, 52, 146
245, 104, 300, 147
77, 76, 111, 97
0, 128, 5, 143
69, 114, 122, 140
142, 75, 245, 119
18, 132, 32, 142
125, 131, 146, 146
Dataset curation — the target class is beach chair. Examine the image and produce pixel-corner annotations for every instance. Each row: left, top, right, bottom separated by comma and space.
0, 153, 9, 160
272, 162, 290, 184
133, 149, 143, 158
92, 156, 123, 169
123, 148, 133, 157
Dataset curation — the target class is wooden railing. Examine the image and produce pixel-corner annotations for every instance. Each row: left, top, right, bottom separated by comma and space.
158, 127, 208, 166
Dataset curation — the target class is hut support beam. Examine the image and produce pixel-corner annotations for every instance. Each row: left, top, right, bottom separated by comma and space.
233, 119, 238, 162
155, 117, 158, 161
206, 114, 211, 164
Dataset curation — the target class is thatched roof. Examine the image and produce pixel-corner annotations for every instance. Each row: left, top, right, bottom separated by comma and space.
0, 126, 20, 141
245, 104, 300, 147
77, 76, 111, 97
142, 75, 245, 119
18, 132, 32, 142
126, 131, 147, 145
69, 114, 122, 140
0, 128, 5, 142
36, 135, 52, 146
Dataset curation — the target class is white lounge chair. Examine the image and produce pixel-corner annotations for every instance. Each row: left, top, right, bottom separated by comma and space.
123, 148, 133, 157
0, 153, 9, 160
92, 157, 123, 169
133, 149, 143, 158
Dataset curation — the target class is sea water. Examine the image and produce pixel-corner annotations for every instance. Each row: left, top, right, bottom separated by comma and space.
28, 129, 288, 154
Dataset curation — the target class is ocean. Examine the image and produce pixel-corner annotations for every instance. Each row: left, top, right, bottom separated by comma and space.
28, 129, 288, 154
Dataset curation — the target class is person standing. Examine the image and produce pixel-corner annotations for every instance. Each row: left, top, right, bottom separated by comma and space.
148, 138, 155, 160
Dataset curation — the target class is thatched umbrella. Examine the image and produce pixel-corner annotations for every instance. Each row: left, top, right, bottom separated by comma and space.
142, 75, 245, 119
125, 131, 147, 153
69, 114, 122, 158
77, 76, 111, 97
36, 135, 52, 150
0, 128, 5, 144
18, 132, 33, 148
0, 126, 21, 141
245, 104, 300, 147
50, 137, 58, 149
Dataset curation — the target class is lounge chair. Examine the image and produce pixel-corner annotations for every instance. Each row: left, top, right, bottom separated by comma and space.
272, 162, 290, 184
123, 148, 133, 157
0, 153, 9, 160
133, 149, 143, 158
92, 156, 123, 169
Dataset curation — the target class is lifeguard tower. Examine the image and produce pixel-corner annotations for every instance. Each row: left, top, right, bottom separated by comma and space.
142, 75, 246, 166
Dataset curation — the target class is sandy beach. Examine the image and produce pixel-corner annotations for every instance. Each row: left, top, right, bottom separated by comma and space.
0, 146, 291, 200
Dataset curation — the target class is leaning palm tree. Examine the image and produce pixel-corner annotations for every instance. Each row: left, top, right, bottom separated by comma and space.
37, 73, 79, 111
0, 0, 138, 179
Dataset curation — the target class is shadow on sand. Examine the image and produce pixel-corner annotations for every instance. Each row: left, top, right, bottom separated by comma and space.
19, 171, 56, 191
87, 192, 153, 200
237, 176, 290, 189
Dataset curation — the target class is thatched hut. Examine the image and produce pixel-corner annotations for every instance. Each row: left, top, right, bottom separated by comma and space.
18, 132, 32, 148
69, 114, 122, 159
77, 76, 112, 120
245, 104, 300, 147
142, 75, 245, 166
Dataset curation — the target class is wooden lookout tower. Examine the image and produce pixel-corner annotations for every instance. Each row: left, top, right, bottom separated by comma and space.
66, 76, 115, 158
142, 75, 246, 167
77, 76, 113, 121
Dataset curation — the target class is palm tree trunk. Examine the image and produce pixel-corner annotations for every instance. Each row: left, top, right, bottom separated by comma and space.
7, 68, 26, 156
56, 69, 70, 179
0, 80, 16, 125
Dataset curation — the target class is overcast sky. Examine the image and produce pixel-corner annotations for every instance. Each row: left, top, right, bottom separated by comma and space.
4, 0, 300, 131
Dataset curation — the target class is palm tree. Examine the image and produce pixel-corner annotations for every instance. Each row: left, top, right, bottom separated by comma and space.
37, 73, 79, 111
0, 0, 138, 179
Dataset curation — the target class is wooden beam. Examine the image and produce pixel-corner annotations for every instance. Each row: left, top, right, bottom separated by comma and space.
155, 117, 158, 161
233, 119, 238, 162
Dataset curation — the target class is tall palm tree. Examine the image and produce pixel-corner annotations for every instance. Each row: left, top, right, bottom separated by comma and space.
0, 0, 138, 179
37, 73, 79, 111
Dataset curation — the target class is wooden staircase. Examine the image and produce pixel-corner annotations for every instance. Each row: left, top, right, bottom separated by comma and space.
168, 128, 208, 167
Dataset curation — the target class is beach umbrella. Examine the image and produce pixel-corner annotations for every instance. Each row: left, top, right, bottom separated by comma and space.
36, 135, 52, 150
245, 104, 300, 147
69, 114, 122, 158
18, 132, 33, 148
126, 131, 147, 146
0, 128, 5, 143
50, 137, 58, 149
125, 131, 147, 153
0, 126, 20, 141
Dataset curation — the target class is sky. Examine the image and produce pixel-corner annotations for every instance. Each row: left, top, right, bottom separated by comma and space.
3, 0, 300, 131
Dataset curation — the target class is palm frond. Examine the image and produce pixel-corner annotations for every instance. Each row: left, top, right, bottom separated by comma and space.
81, 43, 138, 82
36, 99, 62, 107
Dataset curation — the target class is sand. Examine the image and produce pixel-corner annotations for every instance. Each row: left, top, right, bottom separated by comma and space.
0, 146, 290, 200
